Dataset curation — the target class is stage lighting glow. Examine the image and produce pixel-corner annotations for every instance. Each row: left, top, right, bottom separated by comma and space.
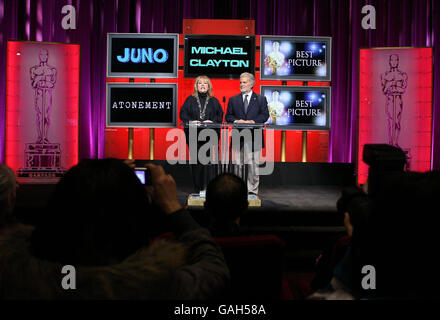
316, 65, 327, 76
279, 91, 291, 103
265, 41, 273, 53
277, 115, 290, 125
280, 41, 293, 55
314, 115, 326, 126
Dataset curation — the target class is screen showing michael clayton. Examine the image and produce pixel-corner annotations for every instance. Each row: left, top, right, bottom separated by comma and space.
260, 36, 331, 81
106, 83, 177, 128
261, 86, 331, 130
107, 33, 178, 78
184, 34, 255, 78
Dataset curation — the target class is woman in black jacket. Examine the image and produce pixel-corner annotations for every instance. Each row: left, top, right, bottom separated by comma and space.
180, 75, 224, 193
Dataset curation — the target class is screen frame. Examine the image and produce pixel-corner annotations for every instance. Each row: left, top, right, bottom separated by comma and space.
107, 33, 179, 78
260, 85, 331, 131
183, 34, 256, 79
106, 83, 178, 128
260, 35, 332, 81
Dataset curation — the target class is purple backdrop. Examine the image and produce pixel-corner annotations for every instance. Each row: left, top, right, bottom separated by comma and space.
1, 0, 439, 169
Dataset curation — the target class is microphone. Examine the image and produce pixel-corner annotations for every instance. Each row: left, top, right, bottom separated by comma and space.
222, 96, 227, 119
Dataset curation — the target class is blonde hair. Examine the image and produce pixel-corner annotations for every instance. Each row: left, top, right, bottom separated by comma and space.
192, 75, 213, 98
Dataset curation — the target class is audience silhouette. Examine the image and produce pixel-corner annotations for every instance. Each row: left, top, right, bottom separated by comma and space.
0, 159, 229, 299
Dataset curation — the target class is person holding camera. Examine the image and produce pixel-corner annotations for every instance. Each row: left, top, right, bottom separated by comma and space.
0, 159, 229, 299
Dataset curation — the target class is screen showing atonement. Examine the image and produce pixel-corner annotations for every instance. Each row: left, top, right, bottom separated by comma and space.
106, 83, 177, 128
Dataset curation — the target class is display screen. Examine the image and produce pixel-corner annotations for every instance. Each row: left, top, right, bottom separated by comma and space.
184, 34, 255, 79
107, 33, 178, 78
134, 169, 146, 184
106, 83, 177, 127
260, 36, 331, 81
261, 85, 331, 130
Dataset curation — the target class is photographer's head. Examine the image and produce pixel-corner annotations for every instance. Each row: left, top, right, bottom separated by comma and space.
205, 173, 248, 233
337, 186, 371, 242
30, 158, 153, 266
362, 144, 407, 197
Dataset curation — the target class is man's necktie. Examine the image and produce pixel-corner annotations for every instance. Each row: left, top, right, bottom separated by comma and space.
244, 94, 249, 113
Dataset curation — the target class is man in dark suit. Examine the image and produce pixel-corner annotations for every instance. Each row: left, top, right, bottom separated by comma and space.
225, 72, 269, 195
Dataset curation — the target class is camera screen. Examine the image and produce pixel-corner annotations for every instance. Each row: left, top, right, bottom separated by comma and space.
134, 169, 146, 184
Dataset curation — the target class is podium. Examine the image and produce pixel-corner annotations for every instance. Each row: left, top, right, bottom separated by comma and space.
182, 122, 266, 207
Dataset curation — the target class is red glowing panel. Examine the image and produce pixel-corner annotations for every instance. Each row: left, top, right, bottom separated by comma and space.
358, 48, 432, 185
5, 41, 80, 179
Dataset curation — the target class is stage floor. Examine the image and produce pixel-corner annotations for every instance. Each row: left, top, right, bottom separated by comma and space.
178, 185, 341, 212
16, 183, 342, 213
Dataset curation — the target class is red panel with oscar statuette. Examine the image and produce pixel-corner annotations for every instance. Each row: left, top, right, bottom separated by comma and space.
358, 48, 432, 185
5, 41, 80, 181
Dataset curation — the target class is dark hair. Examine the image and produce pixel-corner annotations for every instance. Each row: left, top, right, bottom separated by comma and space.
337, 186, 371, 245
362, 144, 407, 196
205, 173, 248, 222
0, 164, 17, 228
30, 159, 153, 266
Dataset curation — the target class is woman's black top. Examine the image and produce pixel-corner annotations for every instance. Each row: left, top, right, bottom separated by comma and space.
180, 93, 224, 123
180, 93, 224, 148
